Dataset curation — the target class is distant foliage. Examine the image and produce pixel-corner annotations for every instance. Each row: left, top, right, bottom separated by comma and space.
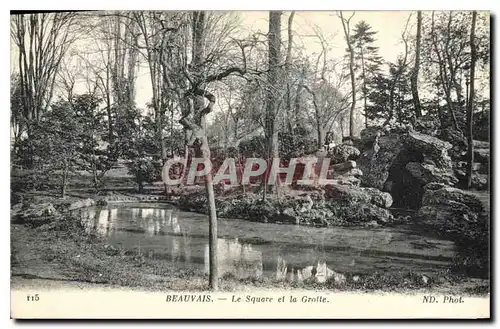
120, 111, 163, 192
473, 106, 490, 141
238, 135, 267, 158
365, 59, 413, 129
31, 94, 110, 191
279, 126, 316, 158
127, 157, 157, 193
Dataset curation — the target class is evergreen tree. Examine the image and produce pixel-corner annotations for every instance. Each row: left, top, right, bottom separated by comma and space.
366, 59, 412, 128
351, 21, 384, 127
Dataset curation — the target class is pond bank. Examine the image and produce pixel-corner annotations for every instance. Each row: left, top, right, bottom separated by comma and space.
174, 186, 397, 227
10, 199, 489, 295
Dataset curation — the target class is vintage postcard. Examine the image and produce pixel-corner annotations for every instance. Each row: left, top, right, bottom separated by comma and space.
10, 10, 490, 319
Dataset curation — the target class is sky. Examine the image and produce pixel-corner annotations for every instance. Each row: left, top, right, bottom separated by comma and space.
132, 11, 415, 109
13, 11, 487, 112
9, 10, 419, 136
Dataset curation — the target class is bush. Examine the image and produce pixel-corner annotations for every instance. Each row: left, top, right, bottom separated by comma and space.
238, 135, 267, 158
126, 157, 158, 193
279, 126, 316, 158
473, 108, 490, 141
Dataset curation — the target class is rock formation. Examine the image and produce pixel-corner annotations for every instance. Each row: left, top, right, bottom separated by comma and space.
416, 183, 488, 242
357, 129, 458, 209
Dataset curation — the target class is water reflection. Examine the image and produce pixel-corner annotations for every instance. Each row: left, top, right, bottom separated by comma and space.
81, 206, 342, 282
275, 256, 345, 283
204, 238, 263, 280
80, 206, 352, 282
83, 207, 183, 237
81, 206, 193, 262
79, 205, 444, 282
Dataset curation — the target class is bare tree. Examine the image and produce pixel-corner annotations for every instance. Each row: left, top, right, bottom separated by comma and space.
410, 11, 423, 118
76, 13, 117, 141
466, 11, 477, 189
11, 13, 77, 167
10, 74, 24, 153
177, 11, 220, 290
177, 11, 253, 290
338, 11, 356, 138
131, 12, 180, 162
110, 12, 138, 111
387, 14, 411, 125
82, 12, 140, 138
263, 11, 282, 197
301, 55, 351, 149
427, 11, 469, 130
284, 11, 296, 132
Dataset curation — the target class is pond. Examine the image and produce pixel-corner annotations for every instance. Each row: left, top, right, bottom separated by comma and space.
79, 203, 456, 282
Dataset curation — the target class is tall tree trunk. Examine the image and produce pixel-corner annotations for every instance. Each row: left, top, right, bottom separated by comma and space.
264, 11, 282, 199
340, 116, 345, 138
93, 170, 99, 192
411, 11, 422, 118
360, 48, 368, 128
340, 13, 356, 138
294, 84, 302, 125
445, 88, 460, 130
466, 11, 477, 189
24, 122, 34, 169
199, 129, 218, 290
317, 125, 325, 149
348, 59, 356, 137
156, 102, 168, 197
188, 11, 219, 290
170, 104, 175, 157
301, 85, 322, 148
105, 49, 113, 142
285, 11, 295, 132
61, 159, 69, 199
431, 12, 460, 131
12, 13, 75, 169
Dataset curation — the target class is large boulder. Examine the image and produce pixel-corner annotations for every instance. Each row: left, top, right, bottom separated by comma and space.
402, 131, 453, 168
333, 176, 361, 187
324, 185, 392, 209
357, 134, 404, 191
359, 127, 385, 147
330, 144, 360, 163
331, 166, 363, 187
416, 185, 489, 271
417, 201, 479, 227
441, 128, 467, 159
441, 128, 467, 148
417, 185, 487, 228
414, 114, 441, 136
13, 202, 59, 224
406, 162, 458, 186
284, 185, 395, 225
337, 202, 393, 224
358, 130, 459, 209
178, 184, 395, 227
421, 186, 485, 214
362, 188, 393, 208
324, 185, 371, 204
67, 198, 95, 211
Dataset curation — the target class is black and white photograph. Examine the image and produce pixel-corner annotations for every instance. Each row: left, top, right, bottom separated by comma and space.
9, 9, 491, 319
